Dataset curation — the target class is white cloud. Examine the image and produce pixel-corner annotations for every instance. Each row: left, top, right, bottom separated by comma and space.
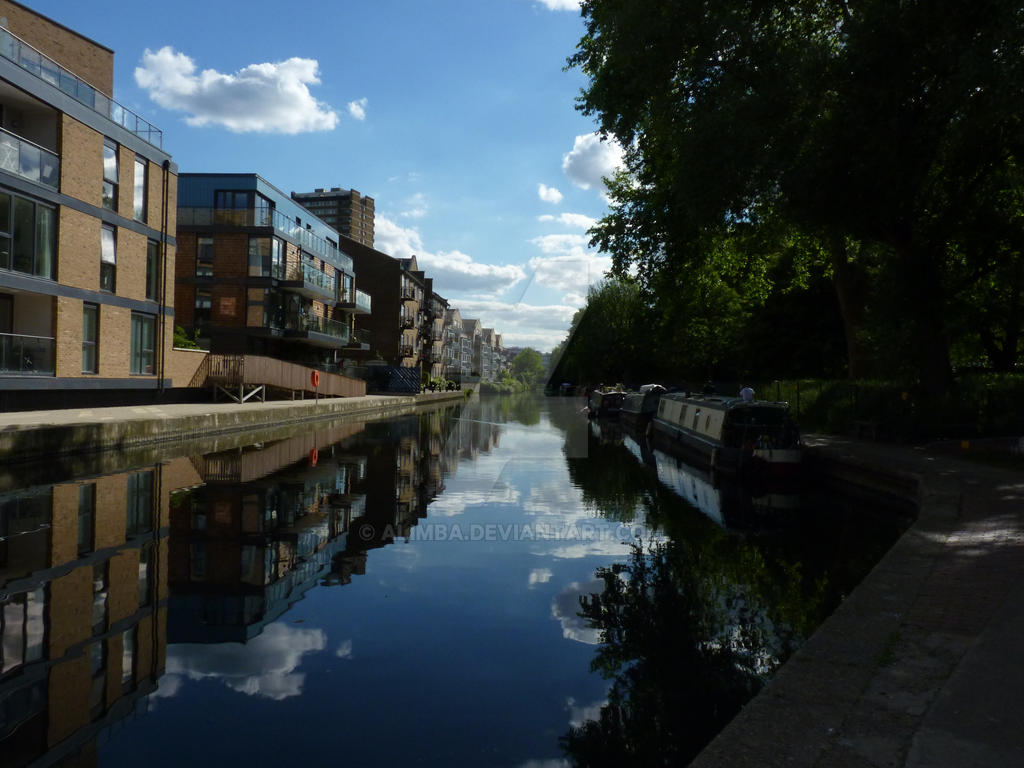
528, 568, 553, 587
375, 216, 526, 295
562, 133, 624, 192
164, 622, 326, 700
347, 97, 368, 121
335, 640, 354, 659
528, 240, 612, 293
400, 192, 428, 219
551, 579, 605, 644
538, 0, 581, 10
567, 697, 607, 728
537, 212, 595, 230
538, 183, 563, 204
135, 47, 338, 134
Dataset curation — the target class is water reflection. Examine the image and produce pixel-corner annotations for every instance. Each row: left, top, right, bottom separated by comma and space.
559, 416, 914, 765
0, 396, 911, 767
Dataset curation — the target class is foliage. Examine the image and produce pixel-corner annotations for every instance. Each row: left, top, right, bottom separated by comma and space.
511, 347, 546, 389
172, 325, 200, 349
568, 0, 1024, 394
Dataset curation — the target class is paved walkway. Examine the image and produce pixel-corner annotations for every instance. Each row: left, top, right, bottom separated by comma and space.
693, 435, 1024, 767
0, 391, 465, 463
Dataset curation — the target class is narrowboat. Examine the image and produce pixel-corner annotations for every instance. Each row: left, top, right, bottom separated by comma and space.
620, 384, 667, 432
587, 388, 626, 418
650, 393, 801, 474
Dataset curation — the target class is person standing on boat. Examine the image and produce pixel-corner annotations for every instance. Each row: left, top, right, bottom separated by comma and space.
740, 384, 755, 402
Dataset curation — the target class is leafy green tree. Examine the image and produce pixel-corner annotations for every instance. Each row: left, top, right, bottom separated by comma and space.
571, 0, 1024, 393
511, 347, 546, 389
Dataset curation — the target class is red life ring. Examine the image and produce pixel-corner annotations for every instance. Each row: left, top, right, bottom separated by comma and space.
311, 370, 320, 388
309, 448, 319, 466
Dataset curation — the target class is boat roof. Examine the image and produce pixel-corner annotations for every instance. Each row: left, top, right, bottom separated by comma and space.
661, 393, 789, 410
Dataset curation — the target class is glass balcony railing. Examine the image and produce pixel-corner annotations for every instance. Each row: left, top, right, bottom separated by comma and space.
284, 261, 336, 295
0, 332, 55, 375
350, 289, 371, 314
0, 27, 162, 148
286, 313, 350, 343
177, 207, 354, 273
0, 126, 58, 188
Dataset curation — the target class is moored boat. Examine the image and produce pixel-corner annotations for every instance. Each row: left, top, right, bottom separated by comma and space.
650, 393, 801, 475
587, 388, 626, 418
620, 384, 667, 432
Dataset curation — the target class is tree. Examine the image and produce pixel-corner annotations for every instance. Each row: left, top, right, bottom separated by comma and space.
511, 347, 546, 389
571, 0, 1024, 393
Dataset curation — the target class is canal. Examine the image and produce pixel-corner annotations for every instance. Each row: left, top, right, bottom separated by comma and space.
0, 395, 913, 766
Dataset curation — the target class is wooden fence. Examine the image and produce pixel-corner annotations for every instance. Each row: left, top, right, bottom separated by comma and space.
203, 354, 366, 400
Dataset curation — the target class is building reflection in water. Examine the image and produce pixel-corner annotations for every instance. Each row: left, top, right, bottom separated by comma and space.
0, 460, 174, 766
0, 401, 494, 765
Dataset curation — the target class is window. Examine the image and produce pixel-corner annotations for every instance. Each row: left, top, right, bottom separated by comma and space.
126, 470, 153, 536
133, 156, 147, 222
138, 545, 153, 606
78, 483, 96, 555
121, 626, 137, 689
146, 239, 160, 300
82, 303, 98, 373
102, 139, 118, 211
194, 288, 211, 333
100, 225, 116, 292
248, 236, 270, 276
0, 192, 55, 278
129, 312, 155, 374
196, 236, 213, 277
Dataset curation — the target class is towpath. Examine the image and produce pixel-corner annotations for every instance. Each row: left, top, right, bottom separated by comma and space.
693, 434, 1024, 767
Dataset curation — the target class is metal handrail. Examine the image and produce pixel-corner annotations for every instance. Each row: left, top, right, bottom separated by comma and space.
0, 27, 162, 148
0, 125, 58, 188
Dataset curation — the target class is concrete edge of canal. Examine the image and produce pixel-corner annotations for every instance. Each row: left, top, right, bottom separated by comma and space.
692, 434, 1024, 767
0, 390, 468, 464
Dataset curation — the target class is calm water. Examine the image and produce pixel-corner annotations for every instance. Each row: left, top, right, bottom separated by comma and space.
0, 395, 912, 767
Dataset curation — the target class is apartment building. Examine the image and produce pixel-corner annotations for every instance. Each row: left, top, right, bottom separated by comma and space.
0, 456, 193, 763
339, 235, 429, 371
0, 1, 177, 409
174, 173, 371, 369
291, 187, 374, 248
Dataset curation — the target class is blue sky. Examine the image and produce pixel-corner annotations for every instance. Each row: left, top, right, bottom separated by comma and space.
32, 0, 621, 351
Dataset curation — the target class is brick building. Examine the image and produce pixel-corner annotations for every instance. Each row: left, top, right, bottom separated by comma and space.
291, 187, 374, 248
175, 173, 370, 369
0, 0, 178, 409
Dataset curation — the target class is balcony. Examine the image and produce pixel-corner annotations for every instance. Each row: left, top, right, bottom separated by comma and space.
281, 261, 336, 301
0, 27, 162, 148
0, 332, 54, 375
0, 126, 58, 189
400, 315, 415, 330
399, 344, 415, 358
347, 328, 371, 351
339, 288, 371, 315
177, 207, 354, 273
283, 313, 350, 348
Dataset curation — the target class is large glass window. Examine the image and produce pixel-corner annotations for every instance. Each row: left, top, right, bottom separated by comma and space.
102, 139, 118, 211
146, 239, 160, 300
196, 236, 213, 277
271, 237, 284, 278
82, 303, 98, 373
78, 483, 96, 555
126, 470, 153, 536
0, 191, 55, 278
194, 288, 211, 334
129, 312, 155, 374
133, 156, 147, 222
248, 236, 270, 276
100, 225, 116, 292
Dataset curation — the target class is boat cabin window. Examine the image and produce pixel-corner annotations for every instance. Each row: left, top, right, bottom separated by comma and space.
726, 406, 788, 427
692, 409, 701, 430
